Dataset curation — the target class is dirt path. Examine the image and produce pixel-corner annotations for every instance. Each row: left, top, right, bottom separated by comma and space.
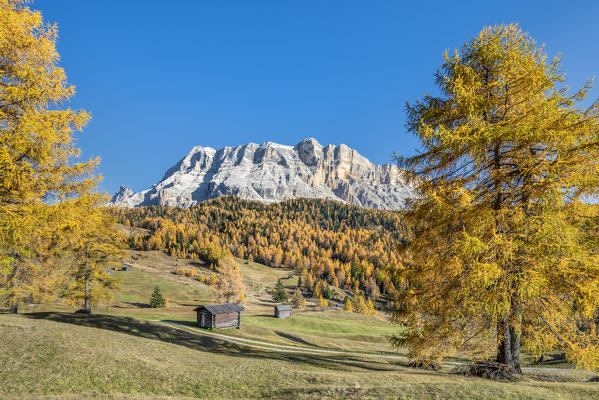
161, 320, 415, 359
159, 320, 587, 375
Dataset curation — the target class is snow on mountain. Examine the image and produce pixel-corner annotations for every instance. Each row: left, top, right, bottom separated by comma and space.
108, 138, 413, 210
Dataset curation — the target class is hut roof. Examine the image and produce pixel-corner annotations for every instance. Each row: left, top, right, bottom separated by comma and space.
194, 303, 244, 314
275, 305, 292, 311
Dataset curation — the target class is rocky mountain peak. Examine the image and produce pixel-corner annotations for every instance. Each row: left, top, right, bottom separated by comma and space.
109, 185, 135, 207
108, 138, 413, 210
295, 137, 323, 167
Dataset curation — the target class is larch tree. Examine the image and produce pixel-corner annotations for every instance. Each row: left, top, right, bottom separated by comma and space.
291, 287, 306, 309
0, 202, 68, 312
211, 256, 245, 303
343, 296, 353, 312
392, 24, 599, 373
63, 195, 124, 313
0, 0, 98, 313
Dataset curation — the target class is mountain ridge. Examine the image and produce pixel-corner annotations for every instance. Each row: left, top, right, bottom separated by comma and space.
109, 138, 413, 210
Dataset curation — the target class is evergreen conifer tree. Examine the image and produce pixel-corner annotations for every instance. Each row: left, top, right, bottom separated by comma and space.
273, 279, 288, 303
149, 287, 166, 308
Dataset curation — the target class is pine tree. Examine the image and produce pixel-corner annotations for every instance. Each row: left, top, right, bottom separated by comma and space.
0, 0, 99, 313
322, 282, 332, 300
392, 24, 599, 372
149, 287, 166, 308
272, 279, 288, 303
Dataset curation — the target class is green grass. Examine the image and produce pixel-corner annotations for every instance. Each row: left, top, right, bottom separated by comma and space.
1, 313, 597, 400
6, 250, 593, 399
112, 269, 210, 305
107, 256, 398, 353
232, 257, 295, 286
244, 312, 394, 336
229, 311, 399, 352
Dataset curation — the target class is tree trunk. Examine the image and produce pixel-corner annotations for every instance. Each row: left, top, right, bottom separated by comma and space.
10, 299, 18, 314
496, 318, 514, 367
84, 277, 91, 313
510, 326, 522, 374
510, 298, 523, 374
82, 251, 92, 314
496, 317, 522, 374
8, 262, 19, 314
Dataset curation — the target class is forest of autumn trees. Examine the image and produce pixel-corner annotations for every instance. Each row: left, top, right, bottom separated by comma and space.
113, 196, 409, 303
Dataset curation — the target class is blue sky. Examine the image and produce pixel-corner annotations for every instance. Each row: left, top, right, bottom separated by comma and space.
35, 0, 599, 195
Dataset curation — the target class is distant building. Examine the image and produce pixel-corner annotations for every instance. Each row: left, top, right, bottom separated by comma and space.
194, 303, 243, 329
274, 304, 292, 319
121, 265, 132, 271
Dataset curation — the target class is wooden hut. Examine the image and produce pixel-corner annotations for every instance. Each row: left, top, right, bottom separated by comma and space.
194, 303, 243, 329
274, 304, 292, 319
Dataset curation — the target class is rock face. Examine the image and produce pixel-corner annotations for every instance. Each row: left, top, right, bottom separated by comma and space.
109, 138, 413, 210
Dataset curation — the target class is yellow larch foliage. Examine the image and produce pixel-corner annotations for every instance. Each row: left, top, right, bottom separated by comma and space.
0, 0, 99, 313
392, 24, 599, 373
211, 256, 245, 303
318, 295, 328, 308
343, 297, 353, 312
62, 194, 125, 313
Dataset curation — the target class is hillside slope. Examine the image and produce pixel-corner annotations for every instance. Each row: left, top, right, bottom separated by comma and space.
2, 313, 597, 400
108, 249, 396, 353
114, 197, 407, 303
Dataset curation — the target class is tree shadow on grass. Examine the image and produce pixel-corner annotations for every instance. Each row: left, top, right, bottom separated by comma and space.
273, 330, 328, 349
23, 312, 407, 373
172, 320, 330, 350
123, 302, 151, 308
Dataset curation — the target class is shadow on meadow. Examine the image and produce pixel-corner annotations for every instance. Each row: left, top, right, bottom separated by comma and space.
23, 312, 406, 373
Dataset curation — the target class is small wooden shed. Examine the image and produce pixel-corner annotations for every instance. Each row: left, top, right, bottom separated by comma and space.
275, 304, 292, 319
194, 303, 243, 329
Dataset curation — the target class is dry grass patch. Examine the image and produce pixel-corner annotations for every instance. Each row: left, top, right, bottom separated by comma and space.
1, 313, 597, 400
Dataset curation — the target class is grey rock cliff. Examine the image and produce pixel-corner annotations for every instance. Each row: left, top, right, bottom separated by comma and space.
109, 138, 413, 210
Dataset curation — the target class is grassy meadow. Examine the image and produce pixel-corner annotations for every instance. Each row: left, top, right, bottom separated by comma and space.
2, 313, 598, 400
2, 249, 598, 399
103, 250, 398, 353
